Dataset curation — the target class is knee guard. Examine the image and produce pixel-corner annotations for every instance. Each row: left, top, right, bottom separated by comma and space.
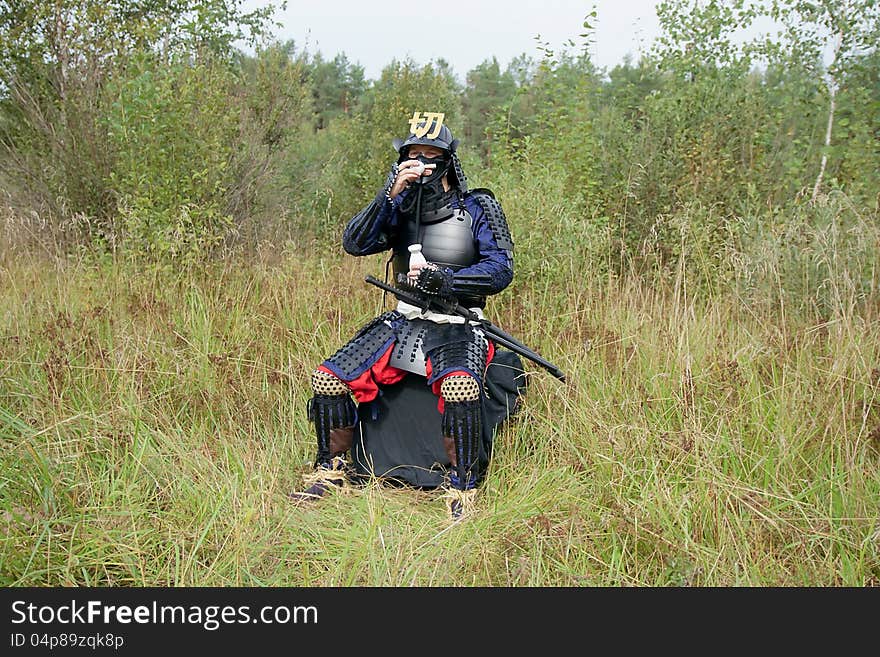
311, 369, 350, 395
440, 375, 481, 402
442, 398, 481, 490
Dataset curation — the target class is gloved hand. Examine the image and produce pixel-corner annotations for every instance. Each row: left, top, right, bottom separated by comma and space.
413, 265, 455, 299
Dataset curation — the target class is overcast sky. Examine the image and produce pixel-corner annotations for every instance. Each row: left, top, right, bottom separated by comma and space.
241, 0, 666, 80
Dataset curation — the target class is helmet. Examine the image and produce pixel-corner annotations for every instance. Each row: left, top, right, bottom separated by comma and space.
392, 113, 460, 160
391, 112, 468, 192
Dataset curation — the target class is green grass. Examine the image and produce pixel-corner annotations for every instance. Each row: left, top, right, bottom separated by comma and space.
1, 248, 879, 586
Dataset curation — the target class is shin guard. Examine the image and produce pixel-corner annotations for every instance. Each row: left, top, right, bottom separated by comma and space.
308, 393, 357, 467
442, 398, 481, 490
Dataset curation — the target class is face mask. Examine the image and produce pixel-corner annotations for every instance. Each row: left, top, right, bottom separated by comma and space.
412, 154, 451, 184
398, 152, 455, 216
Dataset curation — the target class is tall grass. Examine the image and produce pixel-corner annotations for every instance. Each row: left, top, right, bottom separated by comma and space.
1, 198, 879, 586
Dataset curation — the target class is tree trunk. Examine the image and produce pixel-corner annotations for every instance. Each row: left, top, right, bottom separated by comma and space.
811, 84, 836, 202
811, 27, 844, 203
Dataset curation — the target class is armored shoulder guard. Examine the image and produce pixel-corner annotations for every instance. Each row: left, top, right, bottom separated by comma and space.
470, 188, 514, 253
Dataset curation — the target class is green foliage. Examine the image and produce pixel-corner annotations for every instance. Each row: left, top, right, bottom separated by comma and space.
654, 0, 761, 73
756, 0, 880, 201
237, 40, 313, 150
604, 55, 664, 123
462, 57, 518, 158
763, 0, 880, 79
1, 0, 879, 281
299, 49, 367, 130
218, 41, 312, 247
463, 0, 878, 281
105, 54, 238, 261
831, 51, 880, 206
0, 0, 280, 253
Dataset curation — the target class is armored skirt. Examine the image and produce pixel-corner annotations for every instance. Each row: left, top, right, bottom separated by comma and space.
317, 310, 527, 488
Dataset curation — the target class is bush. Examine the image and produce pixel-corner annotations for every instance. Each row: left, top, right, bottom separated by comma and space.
105, 54, 238, 261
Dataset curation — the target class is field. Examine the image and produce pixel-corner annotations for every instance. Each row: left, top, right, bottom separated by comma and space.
3, 244, 878, 586
2, 0, 878, 589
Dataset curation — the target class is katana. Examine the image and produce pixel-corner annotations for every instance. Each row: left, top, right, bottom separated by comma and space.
365, 275, 566, 382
